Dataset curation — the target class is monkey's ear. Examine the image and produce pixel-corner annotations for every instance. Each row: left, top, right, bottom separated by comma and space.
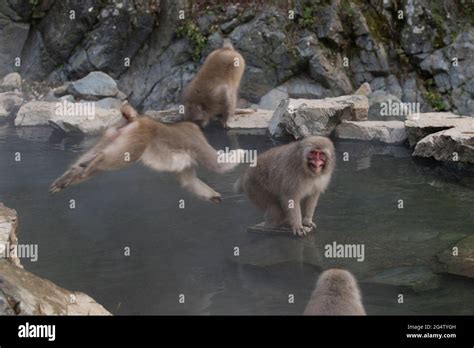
120, 103, 138, 121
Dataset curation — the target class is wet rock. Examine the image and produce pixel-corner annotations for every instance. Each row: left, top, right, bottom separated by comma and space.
15, 101, 56, 126
0, 73, 22, 92
335, 120, 407, 145
437, 236, 474, 279
0, 262, 111, 315
412, 126, 474, 164
367, 266, 440, 292
404, 112, 472, 146
67, 71, 119, 100
0, 91, 23, 120
269, 95, 368, 139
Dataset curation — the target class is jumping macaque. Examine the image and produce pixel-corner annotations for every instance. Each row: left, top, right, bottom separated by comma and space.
182, 39, 245, 128
303, 269, 366, 315
50, 104, 245, 203
236, 136, 335, 236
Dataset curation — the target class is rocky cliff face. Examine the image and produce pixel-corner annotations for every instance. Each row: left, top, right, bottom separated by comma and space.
0, 0, 472, 115
0, 203, 111, 315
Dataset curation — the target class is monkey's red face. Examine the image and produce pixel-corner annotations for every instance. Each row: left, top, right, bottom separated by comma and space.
308, 149, 326, 174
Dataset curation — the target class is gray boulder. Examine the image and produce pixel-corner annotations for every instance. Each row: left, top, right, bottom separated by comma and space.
0, 73, 22, 92
269, 95, 368, 138
0, 91, 23, 120
15, 100, 122, 134
68, 71, 119, 100
412, 126, 474, 164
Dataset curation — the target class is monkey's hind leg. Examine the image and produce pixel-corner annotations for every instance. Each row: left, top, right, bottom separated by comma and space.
219, 86, 237, 129
176, 167, 222, 203
263, 203, 287, 229
49, 153, 105, 194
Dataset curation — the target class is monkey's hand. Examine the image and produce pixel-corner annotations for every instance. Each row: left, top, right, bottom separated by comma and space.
292, 225, 312, 237
302, 218, 316, 229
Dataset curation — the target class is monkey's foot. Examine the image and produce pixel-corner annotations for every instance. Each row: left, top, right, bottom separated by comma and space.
292, 225, 312, 237
302, 220, 317, 229
208, 194, 222, 204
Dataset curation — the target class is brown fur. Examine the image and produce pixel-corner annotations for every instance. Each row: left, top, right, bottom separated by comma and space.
304, 269, 366, 315
49, 104, 243, 202
182, 40, 245, 128
237, 136, 335, 236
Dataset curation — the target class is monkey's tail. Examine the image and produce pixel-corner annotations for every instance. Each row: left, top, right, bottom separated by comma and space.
222, 38, 234, 50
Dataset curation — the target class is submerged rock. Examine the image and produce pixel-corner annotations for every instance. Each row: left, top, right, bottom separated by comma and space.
269, 94, 368, 139
335, 120, 407, 145
367, 266, 440, 292
437, 236, 474, 279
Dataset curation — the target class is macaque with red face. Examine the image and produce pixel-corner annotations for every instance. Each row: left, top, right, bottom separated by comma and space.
236, 136, 335, 236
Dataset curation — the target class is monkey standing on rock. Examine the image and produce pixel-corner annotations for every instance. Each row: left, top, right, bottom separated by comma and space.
50, 104, 245, 203
236, 136, 335, 236
182, 39, 245, 128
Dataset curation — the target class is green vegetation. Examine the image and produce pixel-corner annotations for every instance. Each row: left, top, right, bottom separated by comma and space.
298, 4, 315, 28
176, 21, 207, 61
425, 90, 448, 111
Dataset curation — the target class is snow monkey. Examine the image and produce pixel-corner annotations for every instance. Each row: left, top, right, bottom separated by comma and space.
236, 136, 335, 236
50, 104, 245, 203
182, 39, 245, 128
303, 269, 366, 315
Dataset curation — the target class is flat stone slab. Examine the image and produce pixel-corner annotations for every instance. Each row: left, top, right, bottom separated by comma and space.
144, 108, 272, 128
227, 109, 273, 129
437, 235, 474, 279
335, 120, 407, 144
404, 112, 473, 146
